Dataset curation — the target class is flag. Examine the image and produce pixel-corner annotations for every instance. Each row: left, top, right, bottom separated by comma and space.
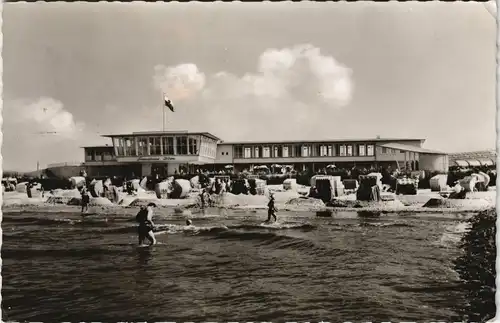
164, 93, 175, 112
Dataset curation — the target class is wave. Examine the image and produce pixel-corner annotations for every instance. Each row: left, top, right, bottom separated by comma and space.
435, 222, 470, 247
2, 215, 119, 227
2, 216, 83, 226
2, 246, 127, 259
358, 222, 416, 228
104, 224, 229, 235
228, 223, 315, 231
209, 229, 328, 253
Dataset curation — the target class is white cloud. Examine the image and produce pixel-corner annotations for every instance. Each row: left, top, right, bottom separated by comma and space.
3, 97, 85, 170
5, 97, 83, 138
153, 63, 206, 102
152, 44, 354, 140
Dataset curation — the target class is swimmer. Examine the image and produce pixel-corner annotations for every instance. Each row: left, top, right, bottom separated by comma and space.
136, 203, 157, 246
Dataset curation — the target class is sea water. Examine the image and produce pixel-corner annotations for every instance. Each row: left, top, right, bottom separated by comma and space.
2, 208, 471, 321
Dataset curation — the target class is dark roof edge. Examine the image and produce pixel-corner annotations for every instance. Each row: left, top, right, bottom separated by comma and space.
220, 138, 426, 145
101, 131, 220, 141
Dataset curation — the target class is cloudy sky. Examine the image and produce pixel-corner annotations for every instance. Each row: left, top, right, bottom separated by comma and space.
3, 2, 496, 171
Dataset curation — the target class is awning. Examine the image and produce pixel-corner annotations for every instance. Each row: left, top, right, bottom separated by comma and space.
188, 161, 206, 165
454, 160, 469, 167
466, 159, 481, 167
479, 158, 495, 166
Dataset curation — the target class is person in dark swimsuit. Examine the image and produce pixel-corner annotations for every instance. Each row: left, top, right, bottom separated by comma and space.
81, 187, 90, 215
136, 203, 157, 246
266, 193, 277, 222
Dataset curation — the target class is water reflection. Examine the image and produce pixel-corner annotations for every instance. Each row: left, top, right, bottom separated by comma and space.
136, 248, 153, 265
357, 210, 381, 218
316, 209, 333, 217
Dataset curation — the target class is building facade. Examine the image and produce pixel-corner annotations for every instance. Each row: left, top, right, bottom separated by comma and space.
82, 131, 449, 178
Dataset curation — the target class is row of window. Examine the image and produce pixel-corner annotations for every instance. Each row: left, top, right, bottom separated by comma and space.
113, 136, 200, 156
233, 144, 376, 159
199, 138, 217, 159
85, 150, 114, 162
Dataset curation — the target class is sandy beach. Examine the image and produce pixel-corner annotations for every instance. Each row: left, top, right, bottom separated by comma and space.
3, 184, 495, 215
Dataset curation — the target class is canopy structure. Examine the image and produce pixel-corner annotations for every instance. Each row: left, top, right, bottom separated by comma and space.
454, 160, 469, 167
466, 159, 481, 167
254, 165, 269, 170
224, 165, 234, 169
478, 158, 495, 166
326, 164, 336, 169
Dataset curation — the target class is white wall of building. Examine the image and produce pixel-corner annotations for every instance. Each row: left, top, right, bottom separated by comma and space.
419, 154, 449, 172
215, 144, 234, 164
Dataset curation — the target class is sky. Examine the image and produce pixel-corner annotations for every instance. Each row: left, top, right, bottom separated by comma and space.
2, 2, 497, 171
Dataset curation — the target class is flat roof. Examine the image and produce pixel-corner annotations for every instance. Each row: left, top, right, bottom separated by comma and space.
81, 145, 113, 149
101, 131, 220, 141
379, 142, 445, 155
220, 138, 425, 145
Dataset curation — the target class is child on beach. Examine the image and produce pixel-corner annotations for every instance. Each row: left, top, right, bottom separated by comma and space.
81, 187, 90, 214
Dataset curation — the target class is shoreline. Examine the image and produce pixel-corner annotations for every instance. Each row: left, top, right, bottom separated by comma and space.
2, 200, 494, 215
2, 186, 495, 216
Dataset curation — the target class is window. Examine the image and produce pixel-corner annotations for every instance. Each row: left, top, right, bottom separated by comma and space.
116, 139, 124, 156
234, 146, 243, 158
137, 137, 148, 156
359, 144, 366, 156
339, 145, 346, 156
302, 145, 311, 157
95, 152, 102, 161
176, 136, 188, 155
382, 147, 387, 154
274, 146, 281, 158
254, 147, 260, 158
367, 145, 374, 156
283, 146, 289, 158
124, 138, 136, 156
294, 145, 301, 157
162, 137, 174, 155
328, 146, 333, 157
263, 146, 270, 158
320, 145, 328, 157
244, 147, 252, 158
149, 137, 161, 155
85, 150, 94, 161
347, 145, 353, 156
188, 137, 198, 155
103, 151, 113, 161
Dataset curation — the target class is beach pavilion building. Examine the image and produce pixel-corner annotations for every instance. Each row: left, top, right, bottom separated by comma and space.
81, 130, 449, 178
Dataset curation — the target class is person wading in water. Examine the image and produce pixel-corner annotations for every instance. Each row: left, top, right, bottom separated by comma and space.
266, 193, 278, 223
81, 186, 90, 215
136, 203, 157, 246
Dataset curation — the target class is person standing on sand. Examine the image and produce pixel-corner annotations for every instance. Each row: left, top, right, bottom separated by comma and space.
136, 203, 157, 246
81, 186, 90, 214
266, 193, 277, 223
